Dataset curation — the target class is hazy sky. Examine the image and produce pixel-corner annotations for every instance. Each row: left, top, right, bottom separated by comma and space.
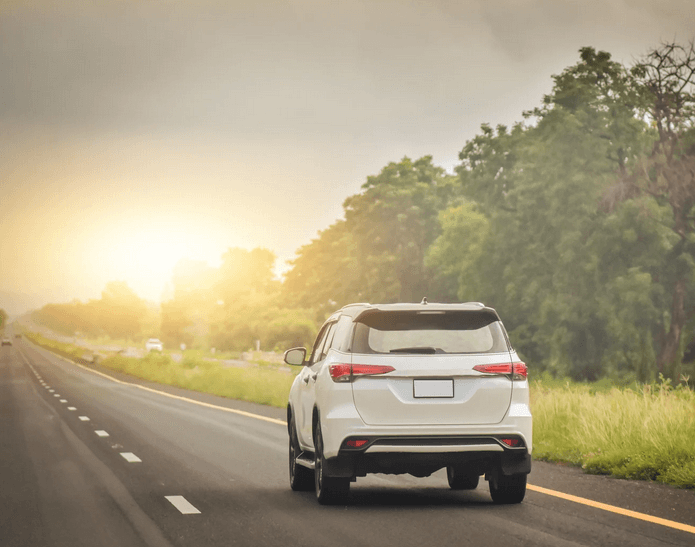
1, 0, 693, 309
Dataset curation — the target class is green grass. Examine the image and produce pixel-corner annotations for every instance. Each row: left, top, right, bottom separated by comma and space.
531, 376, 695, 489
101, 352, 296, 408
24, 331, 297, 408
23, 331, 695, 489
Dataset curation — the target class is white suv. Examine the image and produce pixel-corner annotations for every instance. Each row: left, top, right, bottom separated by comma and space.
284, 301, 532, 505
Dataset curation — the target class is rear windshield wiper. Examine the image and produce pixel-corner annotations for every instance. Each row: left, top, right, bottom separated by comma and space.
389, 347, 438, 354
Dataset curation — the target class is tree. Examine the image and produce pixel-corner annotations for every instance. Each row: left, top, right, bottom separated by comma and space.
444, 47, 653, 379
98, 281, 148, 339
624, 41, 695, 374
343, 156, 455, 303
282, 220, 362, 318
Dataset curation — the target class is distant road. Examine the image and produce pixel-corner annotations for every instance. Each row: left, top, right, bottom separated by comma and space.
1, 335, 694, 547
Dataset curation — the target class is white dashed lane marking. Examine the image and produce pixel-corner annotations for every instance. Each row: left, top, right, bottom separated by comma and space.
60, 399, 67, 403
78, 416, 90, 421
120, 452, 142, 463
95, 430, 110, 437
67, 407, 77, 411
54, 394, 60, 397
165, 496, 201, 515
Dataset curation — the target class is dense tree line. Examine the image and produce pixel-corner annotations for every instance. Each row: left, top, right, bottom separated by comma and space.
32, 281, 156, 340
31, 42, 695, 382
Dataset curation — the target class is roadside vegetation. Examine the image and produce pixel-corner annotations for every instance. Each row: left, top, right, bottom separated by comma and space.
24, 331, 695, 489
532, 375, 695, 489
24, 331, 297, 408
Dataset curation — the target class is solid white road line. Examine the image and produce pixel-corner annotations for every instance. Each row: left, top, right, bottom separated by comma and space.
95, 430, 110, 437
165, 496, 201, 515
120, 452, 142, 463
78, 416, 90, 421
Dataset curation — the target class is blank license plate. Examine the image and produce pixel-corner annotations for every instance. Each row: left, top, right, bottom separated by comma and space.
413, 379, 454, 398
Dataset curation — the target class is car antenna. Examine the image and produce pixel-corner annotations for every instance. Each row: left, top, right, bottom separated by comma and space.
421, 297, 428, 305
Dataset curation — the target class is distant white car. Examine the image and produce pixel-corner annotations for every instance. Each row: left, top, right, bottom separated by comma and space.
145, 338, 163, 352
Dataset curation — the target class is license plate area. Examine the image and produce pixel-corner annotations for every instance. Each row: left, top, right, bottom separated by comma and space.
413, 379, 454, 398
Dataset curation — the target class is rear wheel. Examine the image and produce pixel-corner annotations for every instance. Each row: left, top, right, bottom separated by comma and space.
489, 468, 527, 504
314, 423, 349, 505
289, 417, 313, 491
446, 466, 479, 490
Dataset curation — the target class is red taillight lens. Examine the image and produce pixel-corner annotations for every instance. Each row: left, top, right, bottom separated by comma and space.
329, 364, 395, 382
329, 364, 352, 381
500, 438, 522, 447
351, 364, 395, 376
346, 439, 368, 448
512, 362, 528, 379
473, 363, 512, 375
473, 361, 527, 380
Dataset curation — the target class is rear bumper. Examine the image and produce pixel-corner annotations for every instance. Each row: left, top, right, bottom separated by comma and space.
323, 436, 531, 479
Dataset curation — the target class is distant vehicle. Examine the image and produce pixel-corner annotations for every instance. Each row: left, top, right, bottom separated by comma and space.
15, 334, 21, 339
284, 300, 532, 505
145, 338, 163, 352
1, 338, 11, 346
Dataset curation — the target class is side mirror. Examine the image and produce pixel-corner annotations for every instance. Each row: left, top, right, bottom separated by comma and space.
283, 347, 307, 366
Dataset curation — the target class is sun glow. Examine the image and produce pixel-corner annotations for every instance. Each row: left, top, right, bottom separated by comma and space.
83, 218, 230, 302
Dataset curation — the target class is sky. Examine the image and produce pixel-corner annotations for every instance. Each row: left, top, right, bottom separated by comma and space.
1, 0, 693, 313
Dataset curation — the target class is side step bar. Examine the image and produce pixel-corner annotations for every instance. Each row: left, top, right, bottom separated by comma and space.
296, 452, 315, 470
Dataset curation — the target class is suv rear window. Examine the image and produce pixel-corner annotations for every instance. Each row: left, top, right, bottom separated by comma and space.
351, 311, 509, 354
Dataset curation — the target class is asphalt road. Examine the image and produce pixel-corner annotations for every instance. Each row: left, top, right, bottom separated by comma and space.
2, 335, 694, 547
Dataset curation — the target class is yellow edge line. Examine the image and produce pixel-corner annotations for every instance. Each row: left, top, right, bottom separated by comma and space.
22, 343, 695, 535
22, 345, 287, 427
527, 484, 695, 535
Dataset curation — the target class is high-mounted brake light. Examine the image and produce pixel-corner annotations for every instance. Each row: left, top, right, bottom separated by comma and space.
473, 362, 527, 380
329, 364, 395, 382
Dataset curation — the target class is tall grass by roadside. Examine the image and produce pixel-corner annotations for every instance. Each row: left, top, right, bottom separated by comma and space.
101, 352, 296, 408
532, 376, 695, 489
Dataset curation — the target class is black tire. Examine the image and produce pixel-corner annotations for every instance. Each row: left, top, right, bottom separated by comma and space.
446, 466, 480, 490
314, 423, 349, 505
489, 468, 527, 504
289, 417, 314, 491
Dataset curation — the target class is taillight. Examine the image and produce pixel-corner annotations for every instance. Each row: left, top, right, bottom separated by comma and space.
500, 437, 523, 448
473, 362, 527, 381
512, 362, 527, 380
329, 364, 395, 382
345, 439, 368, 448
328, 364, 352, 381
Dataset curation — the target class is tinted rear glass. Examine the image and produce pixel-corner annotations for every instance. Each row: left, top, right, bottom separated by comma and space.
352, 311, 508, 354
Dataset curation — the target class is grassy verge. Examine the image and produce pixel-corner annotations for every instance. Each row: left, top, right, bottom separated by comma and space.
23, 331, 297, 408
23, 331, 695, 489
532, 377, 695, 489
